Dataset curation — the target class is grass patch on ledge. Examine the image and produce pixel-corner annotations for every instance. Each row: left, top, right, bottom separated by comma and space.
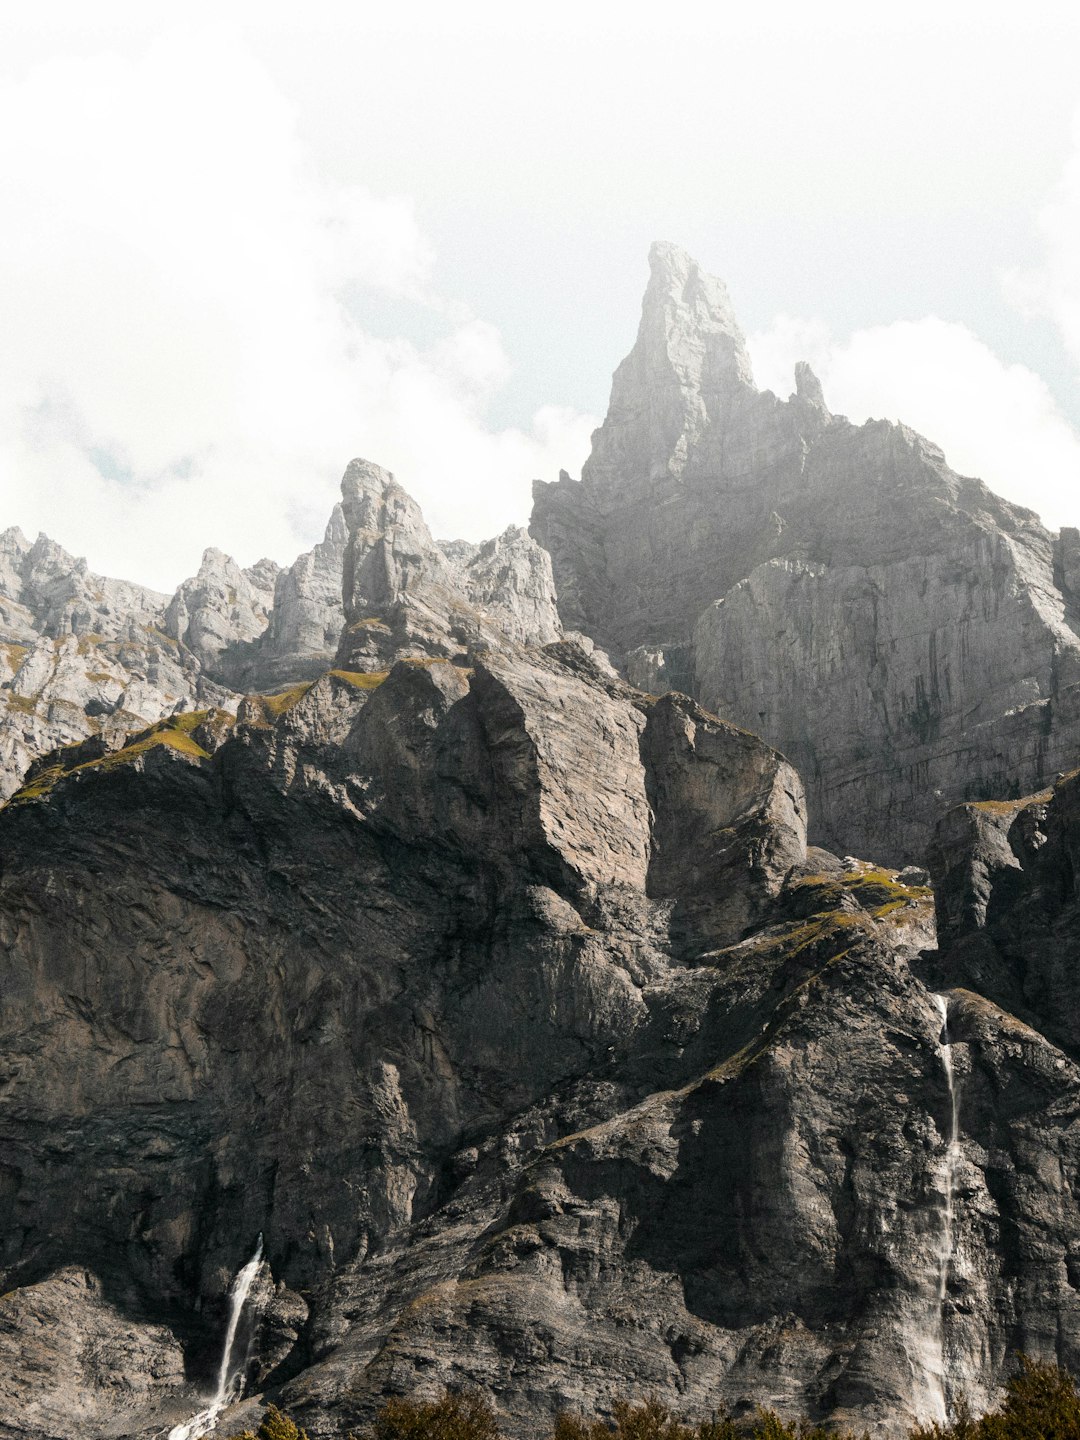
329, 669, 389, 690
255, 682, 314, 719
5, 712, 212, 808
1, 642, 28, 673
788, 865, 931, 912
3, 693, 38, 715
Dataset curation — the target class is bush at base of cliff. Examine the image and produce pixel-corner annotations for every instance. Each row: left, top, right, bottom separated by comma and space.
224, 1403, 310, 1440
362, 1390, 502, 1440
554, 1398, 859, 1440
913, 1357, 1080, 1440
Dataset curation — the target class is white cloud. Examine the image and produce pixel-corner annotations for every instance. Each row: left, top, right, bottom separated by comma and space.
747, 101, 1080, 536
1007, 108, 1080, 375
748, 314, 1080, 532
0, 31, 595, 592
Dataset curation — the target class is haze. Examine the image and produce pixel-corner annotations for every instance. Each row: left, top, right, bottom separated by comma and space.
2, 2, 1080, 590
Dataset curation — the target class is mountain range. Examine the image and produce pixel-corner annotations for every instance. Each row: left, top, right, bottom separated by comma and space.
3, 247, 1080, 1440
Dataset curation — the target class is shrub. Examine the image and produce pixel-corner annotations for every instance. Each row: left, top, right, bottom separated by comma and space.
224, 1403, 310, 1440
552, 1398, 857, 1440
365, 1391, 502, 1440
911, 1357, 1080, 1440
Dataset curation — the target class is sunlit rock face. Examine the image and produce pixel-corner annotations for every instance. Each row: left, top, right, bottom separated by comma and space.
0, 504, 349, 799
4, 464, 1080, 1440
8, 252, 1080, 1440
532, 243, 1080, 862
334, 457, 562, 672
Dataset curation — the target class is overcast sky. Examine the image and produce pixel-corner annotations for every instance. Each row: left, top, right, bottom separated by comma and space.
3, 3, 1080, 591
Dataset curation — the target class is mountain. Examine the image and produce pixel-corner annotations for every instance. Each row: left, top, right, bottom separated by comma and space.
6, 253, 1080, 1440
531, 242, 1080, 863
3, 459, 1080, 1440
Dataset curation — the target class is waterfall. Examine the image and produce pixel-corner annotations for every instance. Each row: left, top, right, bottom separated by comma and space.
933, 994, 961, 1305
168, 1236, 265, 1440
927, 992, 963, 1424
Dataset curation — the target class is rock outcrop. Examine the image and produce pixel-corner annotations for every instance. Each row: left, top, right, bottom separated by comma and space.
0, 506, 350, 800
531, 243, 1080, 862
5, 463, 1080, 1440
164, 548, 280, 678
336, 459, 561, 671
253, 506, 349, 687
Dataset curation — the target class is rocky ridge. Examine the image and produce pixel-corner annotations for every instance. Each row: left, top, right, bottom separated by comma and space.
3, 460, 1080, 1440
7, 249, 1080, 1440
0, 463, 566, 804
531, 243, 1080, 862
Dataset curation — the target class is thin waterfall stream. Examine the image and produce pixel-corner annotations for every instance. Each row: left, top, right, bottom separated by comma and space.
169, 1236, 265, 1440
931, 993, 962, 1420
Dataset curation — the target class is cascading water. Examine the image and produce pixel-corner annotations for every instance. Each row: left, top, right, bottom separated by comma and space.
168, 1236, 265, 1440
933, 994, 961, 1303
931, 993, 962, 1420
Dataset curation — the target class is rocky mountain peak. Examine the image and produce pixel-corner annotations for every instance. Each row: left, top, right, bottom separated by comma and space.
533, 245, 1080, 861
340, 457, 455, 624
580, 242, 756, 499
794, 358, 830, 412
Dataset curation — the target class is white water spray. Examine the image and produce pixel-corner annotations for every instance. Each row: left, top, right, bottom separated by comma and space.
169, 1236, 265, 1440
933, 994, 961, 1306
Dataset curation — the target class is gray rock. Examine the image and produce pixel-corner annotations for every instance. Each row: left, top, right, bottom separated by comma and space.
253, 505, 348, 687
164, 547, 279, 676
531, 243, 1080, 862
335, 458, 560, 671
1, 601, 1078, 1439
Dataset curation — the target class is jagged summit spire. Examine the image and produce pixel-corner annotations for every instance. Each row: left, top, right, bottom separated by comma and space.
644, 241, 750, 359
794, 359, 830, 413
581, 245, 756, 497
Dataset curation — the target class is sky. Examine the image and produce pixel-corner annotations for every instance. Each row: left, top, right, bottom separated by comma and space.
3, 2, 1080, 592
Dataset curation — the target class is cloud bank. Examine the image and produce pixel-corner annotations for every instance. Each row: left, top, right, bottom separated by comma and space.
748, 108, 1080, 535
0, 32, 596, 591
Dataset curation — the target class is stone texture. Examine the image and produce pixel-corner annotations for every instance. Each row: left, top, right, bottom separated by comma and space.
0, 510, 348, 799
336, 459, 561, 671
253, 506, 349, 687
531, 243, 1080, 862
2, 588, 1080, 1438
164, 547, 280, 677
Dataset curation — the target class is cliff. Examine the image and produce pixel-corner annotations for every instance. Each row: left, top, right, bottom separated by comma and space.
2, 466, 1080, 1440
531, 243, 1080, 862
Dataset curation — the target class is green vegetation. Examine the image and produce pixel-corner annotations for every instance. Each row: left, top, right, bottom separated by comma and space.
912, 1356, 1080, 1439
1, 641, 28, 673
555, 1397, 848, 1440
226, 1404, 311, 1440
225, 1364, 1080, 1440
969, 798, 1031, 817
366, 1391, 502, 1440
784, 866, 932, 929
4, 711, 213, 807
330, 669, 389, 690
249, 682, 315, 721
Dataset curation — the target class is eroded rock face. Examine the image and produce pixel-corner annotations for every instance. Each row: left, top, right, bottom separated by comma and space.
927, 772, 1080, 1054
531, 244, 1080, 861
254, 506, 349, 687
0, 505, 348, 799
336, 459, 561, 671
3, 601, 1080, 1440
164, 547, 280, 677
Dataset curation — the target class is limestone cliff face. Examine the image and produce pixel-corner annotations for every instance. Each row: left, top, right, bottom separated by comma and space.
336, 458, 562, 671
0, 508, 349, 800
531, 244, 1080, 862
4, 466, 1080, 1440
164, 547, 280, 675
